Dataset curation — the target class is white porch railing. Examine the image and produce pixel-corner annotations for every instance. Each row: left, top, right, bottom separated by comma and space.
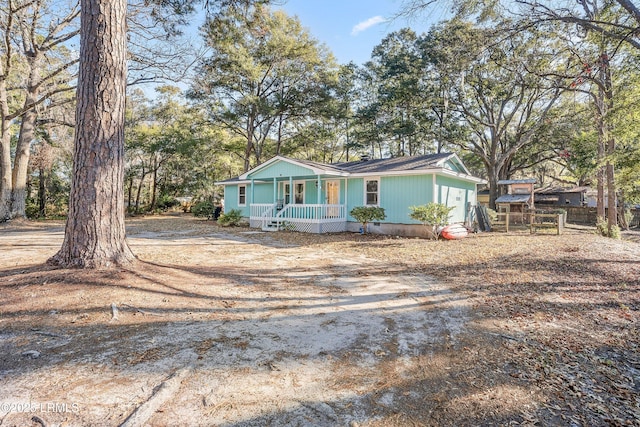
249, 203, 347, 233
250, 203, 275, 219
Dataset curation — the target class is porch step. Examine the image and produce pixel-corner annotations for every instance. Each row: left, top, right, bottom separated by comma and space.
262, 222, 279, 232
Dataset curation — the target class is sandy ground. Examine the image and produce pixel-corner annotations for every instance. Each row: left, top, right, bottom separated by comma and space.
0, 216, 474, 427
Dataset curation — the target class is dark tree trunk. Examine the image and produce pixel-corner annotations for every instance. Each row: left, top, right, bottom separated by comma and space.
126, 174, 133, 211
150, 161, 158, 211
49, 0, 134, 268
38, 166, 47, 218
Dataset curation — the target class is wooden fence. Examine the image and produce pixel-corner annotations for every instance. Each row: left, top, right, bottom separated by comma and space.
494, 211, 565, 234
564, 207, 640, 227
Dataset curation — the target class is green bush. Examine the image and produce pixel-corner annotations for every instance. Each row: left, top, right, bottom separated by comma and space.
157, 195, 180, 211
349, 206, 386, 234
596, 216, 621, 239
192, 200, 214, 218
409, 203, 455, 239
217, 209, 243, 226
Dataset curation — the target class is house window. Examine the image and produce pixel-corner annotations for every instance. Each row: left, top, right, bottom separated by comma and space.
295, 182, 305, 204
365, 179, 379, 205
238, 185, 246, 206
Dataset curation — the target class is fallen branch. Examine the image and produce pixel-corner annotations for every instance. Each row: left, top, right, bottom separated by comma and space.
30, 329, 64, 338
121, 304, 165, 317
120, 367, 191, 427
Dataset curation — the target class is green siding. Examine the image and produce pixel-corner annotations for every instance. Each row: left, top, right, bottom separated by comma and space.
346, 178, 363, 221
247, 160, 315, 180
380, 175, 434, 224
252, 183, 273, 204
436, 175, 476, 222
223, 185, 249, 217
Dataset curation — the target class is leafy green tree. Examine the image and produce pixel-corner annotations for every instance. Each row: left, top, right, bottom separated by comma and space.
125, 86, 229, 213
422, 20, 564, 208
349, 206, 386, 234
364, 28, 435, 157
400, 0, 640, 234
191, 5, 338, 171
409, 203, 454, 239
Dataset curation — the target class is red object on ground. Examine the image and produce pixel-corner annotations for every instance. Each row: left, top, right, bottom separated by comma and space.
441, 223, 468, 240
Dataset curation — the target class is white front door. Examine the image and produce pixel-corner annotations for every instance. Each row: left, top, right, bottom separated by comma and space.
280, 182, 291, 205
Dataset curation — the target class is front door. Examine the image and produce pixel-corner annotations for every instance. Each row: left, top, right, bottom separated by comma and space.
280, 182, 291, 205
326, 180, 340, 217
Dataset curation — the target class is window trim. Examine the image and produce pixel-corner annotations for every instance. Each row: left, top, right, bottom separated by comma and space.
238, 185, 247, 207
364, 177, 380, 206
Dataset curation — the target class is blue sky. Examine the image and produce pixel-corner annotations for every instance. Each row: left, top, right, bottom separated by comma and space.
273, 0, 452, 65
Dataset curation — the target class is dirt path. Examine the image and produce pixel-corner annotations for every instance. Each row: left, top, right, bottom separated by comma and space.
0, 218, 470, 426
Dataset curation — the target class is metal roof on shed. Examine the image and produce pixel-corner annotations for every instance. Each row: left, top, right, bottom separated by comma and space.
495, 194, 532, 203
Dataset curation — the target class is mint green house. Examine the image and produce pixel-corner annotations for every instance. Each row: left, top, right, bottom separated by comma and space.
215, 153, 486, 236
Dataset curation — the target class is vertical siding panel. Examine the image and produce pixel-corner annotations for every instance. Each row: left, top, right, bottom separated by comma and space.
225, 186, 238, 213
346, 178, 363, 221
253, 184, 273, 203
380, 175, 433, 224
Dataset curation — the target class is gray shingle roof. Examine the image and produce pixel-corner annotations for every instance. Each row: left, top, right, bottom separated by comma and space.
334, 153, 452, 173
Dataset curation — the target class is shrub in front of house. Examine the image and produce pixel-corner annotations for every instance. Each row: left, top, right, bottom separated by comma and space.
409, 203, 455, 239
217, 209, 243, 227
350, 206, 386, 234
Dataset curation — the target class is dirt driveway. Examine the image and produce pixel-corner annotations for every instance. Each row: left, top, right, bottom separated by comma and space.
1, 216, 477, 426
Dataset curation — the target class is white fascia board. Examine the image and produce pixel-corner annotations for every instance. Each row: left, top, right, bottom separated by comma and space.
214, 179, 254, 185
239, 155, 347, 179
238, 156, 284, 180
348, 168, 486, 183
438, 168, 487, 183
435, 153, 472, 175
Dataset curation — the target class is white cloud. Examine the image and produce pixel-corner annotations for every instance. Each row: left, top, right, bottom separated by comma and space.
351, 16, 386, 36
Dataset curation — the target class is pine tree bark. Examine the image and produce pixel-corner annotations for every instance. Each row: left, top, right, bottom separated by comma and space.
49, 0, 135, 268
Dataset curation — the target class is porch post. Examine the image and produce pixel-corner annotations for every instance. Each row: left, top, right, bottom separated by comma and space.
344, 178, 348, 219
250, 179, 255, 205
317, 175, 322, 204
289, 176, 293, 204
273, 177, 277, 203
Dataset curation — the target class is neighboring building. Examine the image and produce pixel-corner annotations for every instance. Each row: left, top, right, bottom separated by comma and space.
215, 153, 486, 236
534, 186, 588, 207
495, 179, 536, 224
477, 188, 490, 207
495, 179, 536, 211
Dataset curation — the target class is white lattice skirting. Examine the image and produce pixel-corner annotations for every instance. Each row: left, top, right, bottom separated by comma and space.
250, 218, 346, 233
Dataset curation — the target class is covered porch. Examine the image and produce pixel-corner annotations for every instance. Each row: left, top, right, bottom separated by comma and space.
250, 203, 347, 233
247, 175, 348, 233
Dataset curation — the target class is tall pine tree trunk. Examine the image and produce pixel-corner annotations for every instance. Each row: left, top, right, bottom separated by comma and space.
49, 0, 134, 268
